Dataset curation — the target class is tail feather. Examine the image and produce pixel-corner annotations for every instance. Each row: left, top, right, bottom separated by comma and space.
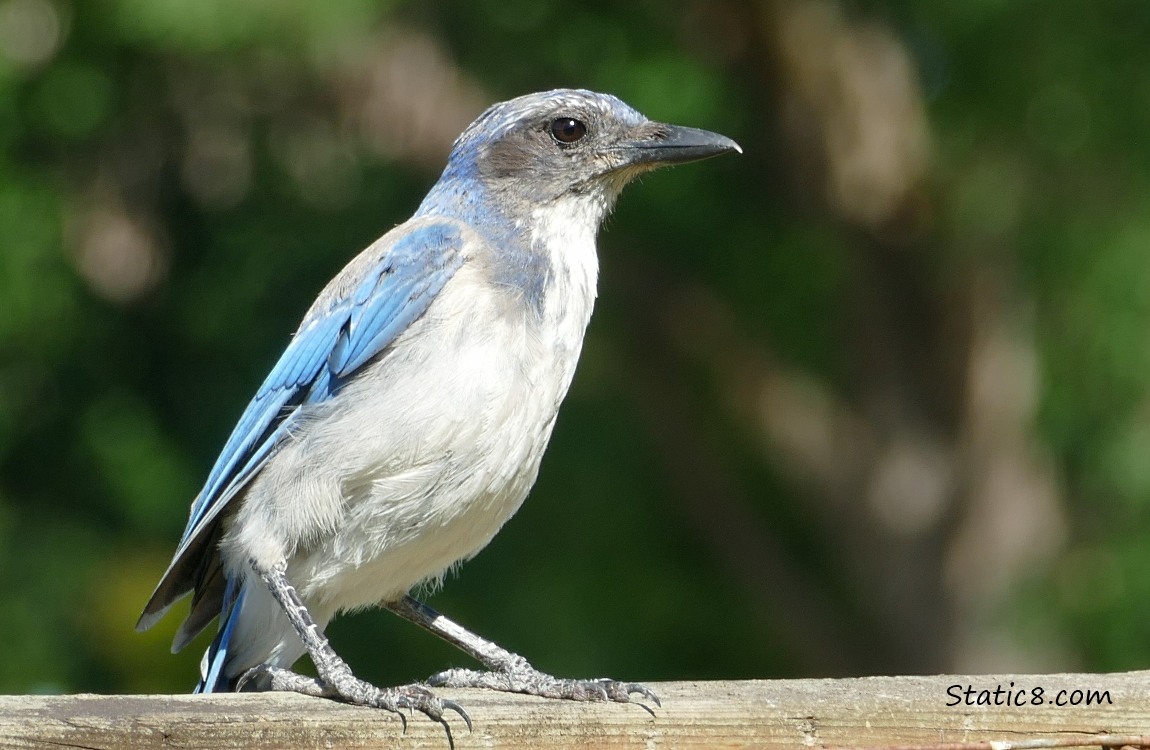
196, 577, 244, 693
136, 518, 222, 634
174, 555, 226, 653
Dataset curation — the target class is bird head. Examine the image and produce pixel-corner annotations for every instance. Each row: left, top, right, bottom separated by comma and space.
427, 89, 741, 217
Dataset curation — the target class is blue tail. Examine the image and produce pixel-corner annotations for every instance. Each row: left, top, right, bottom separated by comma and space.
195, 577, 245, 693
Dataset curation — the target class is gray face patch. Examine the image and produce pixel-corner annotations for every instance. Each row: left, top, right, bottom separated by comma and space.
412, 89, 737, 321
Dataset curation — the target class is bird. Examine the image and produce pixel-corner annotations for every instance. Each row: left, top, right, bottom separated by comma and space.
137, 88, 741, 734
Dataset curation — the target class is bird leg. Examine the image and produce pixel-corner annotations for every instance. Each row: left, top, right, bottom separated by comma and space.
241, 560, 471, 738
385, 595, 660, 710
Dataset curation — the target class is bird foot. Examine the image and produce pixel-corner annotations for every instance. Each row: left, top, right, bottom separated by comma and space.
427, 658, 660, 713
239, 664, 472, 740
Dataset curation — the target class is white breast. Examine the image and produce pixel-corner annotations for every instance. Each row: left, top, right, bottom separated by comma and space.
224, 194, 605, 637
217, 194, 614, 678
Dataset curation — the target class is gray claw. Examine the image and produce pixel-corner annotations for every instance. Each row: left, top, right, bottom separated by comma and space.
629, 682, 661, 707
442, 699, 473, 732
427, 698, 470, 750
584, 680, 610, 701
439, 719, 456, 750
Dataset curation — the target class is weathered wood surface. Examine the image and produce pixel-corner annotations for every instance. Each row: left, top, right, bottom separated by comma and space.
2, 673, 1148, 749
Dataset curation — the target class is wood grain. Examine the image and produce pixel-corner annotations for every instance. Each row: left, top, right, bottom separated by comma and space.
3, 673, 1148, 749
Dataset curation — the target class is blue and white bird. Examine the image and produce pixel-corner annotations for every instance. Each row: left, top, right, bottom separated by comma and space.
137, 88, 740, 731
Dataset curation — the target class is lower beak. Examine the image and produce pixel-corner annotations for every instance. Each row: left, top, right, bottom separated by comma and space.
622, 123, 742, 167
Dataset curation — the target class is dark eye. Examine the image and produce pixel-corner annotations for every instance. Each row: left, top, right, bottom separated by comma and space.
550, 117, 587, 144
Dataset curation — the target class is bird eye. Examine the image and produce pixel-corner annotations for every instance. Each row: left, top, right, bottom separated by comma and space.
550, 117, 587, 144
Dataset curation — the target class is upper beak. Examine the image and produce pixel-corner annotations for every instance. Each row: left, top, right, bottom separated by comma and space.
620, 123, 742, 167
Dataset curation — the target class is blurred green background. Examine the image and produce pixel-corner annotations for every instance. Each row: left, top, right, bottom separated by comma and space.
2, 0, 1149, 694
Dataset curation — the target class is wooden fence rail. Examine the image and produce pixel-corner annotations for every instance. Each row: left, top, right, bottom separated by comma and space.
3, 672, 1149, 749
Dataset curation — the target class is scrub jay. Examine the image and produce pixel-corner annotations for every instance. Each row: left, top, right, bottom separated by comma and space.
137, 88, 740, 734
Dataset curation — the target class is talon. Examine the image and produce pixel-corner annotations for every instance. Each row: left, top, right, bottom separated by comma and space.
440, 719, 455, 750
235, 667, 258, 692
629, 683, 661, 707
442, 699, 473, 733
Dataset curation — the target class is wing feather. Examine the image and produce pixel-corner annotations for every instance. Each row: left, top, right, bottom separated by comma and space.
137, 219, 468, 634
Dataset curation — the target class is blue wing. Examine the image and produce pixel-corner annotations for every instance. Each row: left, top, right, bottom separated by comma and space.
137, 218, 467, 634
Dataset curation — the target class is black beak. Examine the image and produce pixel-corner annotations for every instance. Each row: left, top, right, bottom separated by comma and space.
622, 123, 742, 167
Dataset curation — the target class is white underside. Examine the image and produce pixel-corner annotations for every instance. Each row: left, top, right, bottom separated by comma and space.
214, 196, 605, 678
